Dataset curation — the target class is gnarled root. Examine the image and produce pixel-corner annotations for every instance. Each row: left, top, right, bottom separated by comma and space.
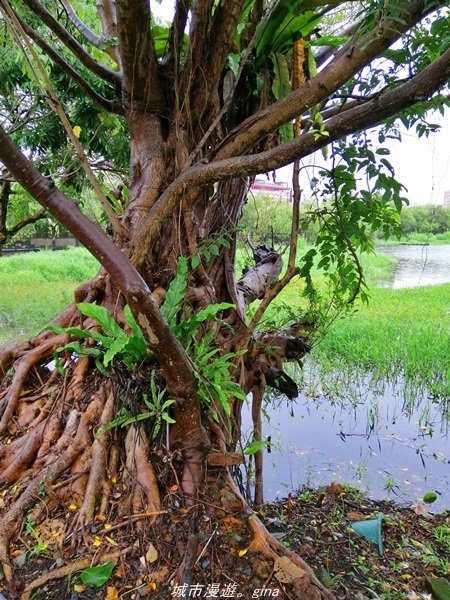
225, 474, 336, 600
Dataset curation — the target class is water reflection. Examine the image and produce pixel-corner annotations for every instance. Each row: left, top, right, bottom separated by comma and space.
244, 371, 450, 512
377, 244, 450, 288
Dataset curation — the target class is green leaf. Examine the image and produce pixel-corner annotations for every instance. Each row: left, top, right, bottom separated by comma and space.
57, 342, 103, 359
271, 53, 293, 143
191, 255, 201, 270
309, 35, 349, 47
80, 562, 116, 588
103, 333, 129, 367
76, 303, 122, 339
160, 257, 189, 328
45, 323, 112, 347
426, 577, 450, 600
244, 438, 269, 455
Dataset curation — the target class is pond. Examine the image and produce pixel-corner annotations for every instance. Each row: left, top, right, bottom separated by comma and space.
377, 243, 450, 288
252, 244, 450, 511
249, 372, 450, 512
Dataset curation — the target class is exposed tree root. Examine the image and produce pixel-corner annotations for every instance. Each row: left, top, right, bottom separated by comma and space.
0, 313, 334, 600
224, 475, 336, 600
0, 334, 68, 435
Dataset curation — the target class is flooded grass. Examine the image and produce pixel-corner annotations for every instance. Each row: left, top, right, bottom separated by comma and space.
311, 284, 450, 398
0, 247, 98, 344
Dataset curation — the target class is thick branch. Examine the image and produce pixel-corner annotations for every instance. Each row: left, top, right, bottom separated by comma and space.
21, 0, 120, 85
116, 0, 162, 112
179, 0, 212, 108
166, 0, 191, 79
214, 0, 431, 160
190, 0, 248, 122
132, 42, 450, 266
95, 0, 119, 65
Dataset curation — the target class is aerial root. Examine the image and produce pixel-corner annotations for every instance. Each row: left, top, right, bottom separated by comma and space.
125, 425, 161, 516
20, 547, 132, 600
0, 333, 69, 436
74, 382, 115, 528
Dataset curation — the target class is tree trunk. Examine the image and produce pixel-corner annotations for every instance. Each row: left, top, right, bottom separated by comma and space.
0, 127, 333, 599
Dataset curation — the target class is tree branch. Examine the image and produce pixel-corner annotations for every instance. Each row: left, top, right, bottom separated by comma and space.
14, 9, 121, 114
132, 43, 450, 266
214, 0, 431, 160
6, 208, 47, 239
95, 0, 120, 65
21, 0, 120, 86
60, 0, 119, 64
179, 0, 213, 118
115, 0, 162, 113
166, 0, 191, 80
190, 0, 248, 123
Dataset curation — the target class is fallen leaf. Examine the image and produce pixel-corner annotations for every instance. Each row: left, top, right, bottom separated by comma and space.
105, 587, 119, 600
68, 504, 77, 511
73, 125, 82, 138
104, 523, 112, 530
146, 543, 158, 564
238, 548, 248, 557
148, 582, 157, 591
105, 536, 118, 546
348, 512, 367, 521
73, 584, 86, 592
273, 556, 306, 584
92, 536, 102, 547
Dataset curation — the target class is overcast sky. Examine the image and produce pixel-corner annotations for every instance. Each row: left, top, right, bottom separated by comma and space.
152, 1, 450, 206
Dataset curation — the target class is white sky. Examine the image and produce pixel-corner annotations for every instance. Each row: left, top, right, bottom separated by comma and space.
152, 1, 450, 206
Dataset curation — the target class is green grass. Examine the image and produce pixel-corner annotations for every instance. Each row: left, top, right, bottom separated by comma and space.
377, 231, 450, 245
0, 247, 98, 344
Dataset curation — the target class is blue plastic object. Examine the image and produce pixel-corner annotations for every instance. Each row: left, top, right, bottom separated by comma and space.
351, 512, 384, 555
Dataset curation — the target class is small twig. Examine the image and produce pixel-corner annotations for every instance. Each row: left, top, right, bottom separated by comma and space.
194, 526, 218, 565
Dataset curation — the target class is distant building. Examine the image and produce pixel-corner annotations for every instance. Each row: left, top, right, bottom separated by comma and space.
250, 177, 292, 201
444, 190, 450, 206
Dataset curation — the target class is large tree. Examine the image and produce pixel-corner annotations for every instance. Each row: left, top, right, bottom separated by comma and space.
0, 0, 449, 598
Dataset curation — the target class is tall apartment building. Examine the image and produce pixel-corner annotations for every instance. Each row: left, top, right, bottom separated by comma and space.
444, 190, 450, 206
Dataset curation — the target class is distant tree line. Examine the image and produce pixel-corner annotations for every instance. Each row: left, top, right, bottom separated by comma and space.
241, 195, 450, 247
398, 204, 450, 235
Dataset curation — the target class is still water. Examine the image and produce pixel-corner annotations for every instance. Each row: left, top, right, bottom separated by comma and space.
255, 245, 450, 510
377, 244, 450, 288
253, 375, 450, 511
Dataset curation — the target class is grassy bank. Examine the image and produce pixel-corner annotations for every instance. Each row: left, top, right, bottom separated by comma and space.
376, 231, 450, 245
0, 248, 98, 344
